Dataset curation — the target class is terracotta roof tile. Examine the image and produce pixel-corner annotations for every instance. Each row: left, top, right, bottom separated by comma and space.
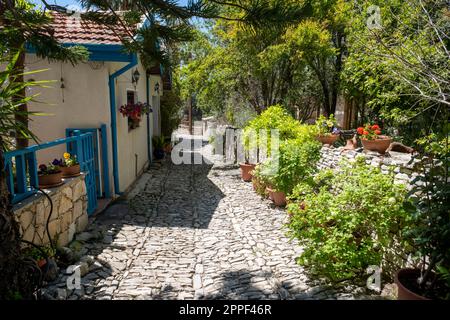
48, 12, 131, 45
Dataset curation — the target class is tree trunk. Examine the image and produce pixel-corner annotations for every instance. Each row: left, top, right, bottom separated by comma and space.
13, 51, 29, 149
0, 140, 35, 299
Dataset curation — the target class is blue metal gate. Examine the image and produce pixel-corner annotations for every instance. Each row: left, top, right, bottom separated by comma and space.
69, 131, 97, 215
66, 124, 110, 201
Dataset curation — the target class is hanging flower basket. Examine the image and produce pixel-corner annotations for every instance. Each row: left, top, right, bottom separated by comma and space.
119, 102, 149, 130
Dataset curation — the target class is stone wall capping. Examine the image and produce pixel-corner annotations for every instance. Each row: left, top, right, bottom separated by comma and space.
12, 173, 86, 212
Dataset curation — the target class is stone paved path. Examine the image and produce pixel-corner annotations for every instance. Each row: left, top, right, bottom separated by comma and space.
42, 137, 377, 300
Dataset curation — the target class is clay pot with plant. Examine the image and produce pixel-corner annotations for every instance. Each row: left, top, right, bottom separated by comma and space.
38, 162, 62, 188
396, 141, 450, 300
315, 114, 341, 145
240, 162, 256, 182
57, 152, 80, 178
250, 165, 267, 197
152, 136, 166, 160
23, 246, 56, 270
357, 124, 392, 154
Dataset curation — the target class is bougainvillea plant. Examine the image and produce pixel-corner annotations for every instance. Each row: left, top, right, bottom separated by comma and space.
119, 102, 150, 120
357, 124, 382, 140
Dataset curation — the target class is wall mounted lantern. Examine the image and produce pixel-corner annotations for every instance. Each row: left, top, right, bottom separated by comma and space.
131, 69, 140, 87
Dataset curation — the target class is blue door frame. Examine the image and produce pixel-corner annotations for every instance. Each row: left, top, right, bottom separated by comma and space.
66, 124, 111, 199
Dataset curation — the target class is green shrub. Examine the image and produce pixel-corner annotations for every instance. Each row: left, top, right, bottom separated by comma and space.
160, 90, 182, 137
287, 157, 413, 281
242, 105, 305, 152
258, 137, 321, 194
250, 164, 268, 197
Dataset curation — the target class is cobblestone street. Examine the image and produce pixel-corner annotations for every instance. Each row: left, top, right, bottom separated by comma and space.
43, 137, 376, 300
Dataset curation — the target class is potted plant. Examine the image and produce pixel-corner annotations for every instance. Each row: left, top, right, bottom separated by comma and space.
38, 162, 62, 188
58, 152, 80, 177
357, 124, 392, 154
250, 164, 267, 197
266, 186, 287, 207
23, 246, 56, 269
315, 114, 341, 145
163, 138, 173, 154
396, 136, 450, 300
119, 102, 150, 130
258, 160, 286, 206
240, 161, 256, 182
152, 136, 166, 160
265, 139, 321, 207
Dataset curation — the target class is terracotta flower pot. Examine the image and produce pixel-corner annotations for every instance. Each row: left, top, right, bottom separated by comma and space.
266, 187, 286, 207
240, 163, 256, 182
395, 268, 430, 300
317, 134, 339, 145
164, 144, 173, 154
361, 136, 392, 154
38, 171, 62, 188
37, 258, 47, 268
61, 164, 80, 178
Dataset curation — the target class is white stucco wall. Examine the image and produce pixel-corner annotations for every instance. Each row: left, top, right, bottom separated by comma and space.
25, 54, 114, 196
110, 61, 151, 192
25, 53, 162, 196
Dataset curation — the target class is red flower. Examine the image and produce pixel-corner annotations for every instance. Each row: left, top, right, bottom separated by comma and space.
374, 130, 381, 135
363, 131, 369, 135
357, 127, 364, 135
371, 124, 380, 131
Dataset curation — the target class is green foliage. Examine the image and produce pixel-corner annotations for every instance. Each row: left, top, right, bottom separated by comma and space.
314, 114, 338, 136
0, 49, 52, 151
242, 105, 303, 150
342, 0, 449, 141
250, 164, 268, 197
404, 133, 450, 299
254, 130, 321, 195
160, 89, 182, 137
287, 157, 413, 280
1, 1, 88, 64
264, 138, 321, 194
152, 136, 166, 150
22, 245, 55, 261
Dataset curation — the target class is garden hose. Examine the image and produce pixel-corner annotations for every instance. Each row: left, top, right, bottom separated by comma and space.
19, 187, 56, 298
20, 187, 55, 265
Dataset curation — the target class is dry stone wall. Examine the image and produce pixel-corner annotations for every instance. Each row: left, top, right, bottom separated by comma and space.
317, 145, 423, 191
14, 174, 89, 248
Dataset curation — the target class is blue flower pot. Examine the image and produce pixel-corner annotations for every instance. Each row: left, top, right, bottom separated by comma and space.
154, 149, 165, 160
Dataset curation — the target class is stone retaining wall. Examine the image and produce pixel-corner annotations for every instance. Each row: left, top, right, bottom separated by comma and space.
317, 145, 424, 276
14, 174, 89, 248
317, 145, 423, 191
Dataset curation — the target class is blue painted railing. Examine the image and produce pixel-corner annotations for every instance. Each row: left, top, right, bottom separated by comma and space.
3, 131, 98, 214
